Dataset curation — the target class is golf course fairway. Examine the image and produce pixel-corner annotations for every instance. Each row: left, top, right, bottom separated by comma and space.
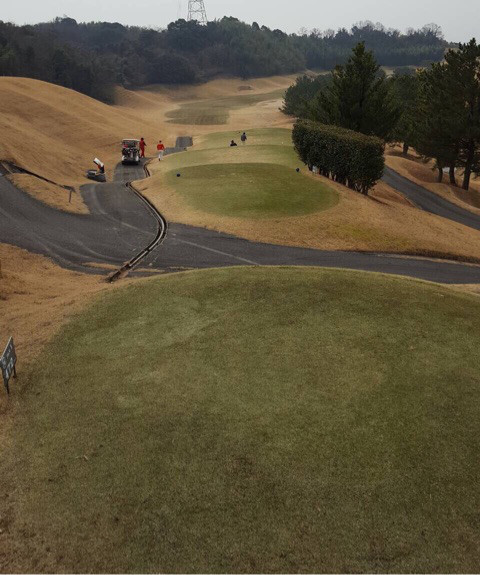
4, 267, 480, 573
166, 163, 337, 218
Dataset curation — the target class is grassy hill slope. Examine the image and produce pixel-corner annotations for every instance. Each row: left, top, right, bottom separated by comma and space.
0, 76, 293, 192
3, 267, 480, 573
0, 77, 174, 186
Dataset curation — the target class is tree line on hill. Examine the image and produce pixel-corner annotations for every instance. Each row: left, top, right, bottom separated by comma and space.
0, 16, 446, 103
286, 40, 480, 192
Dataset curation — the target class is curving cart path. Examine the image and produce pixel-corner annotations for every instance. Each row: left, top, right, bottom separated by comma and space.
383, 167, 480, 231
2, 157, 480, 284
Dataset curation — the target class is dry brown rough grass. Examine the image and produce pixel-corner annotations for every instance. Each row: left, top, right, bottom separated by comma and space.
0, 77, 175, 186
449, 284, 480, 296
7, 174, 88, 214
0, 244, 107, 366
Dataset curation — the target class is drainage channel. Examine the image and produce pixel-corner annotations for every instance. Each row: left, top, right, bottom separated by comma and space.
107, 162, 168, 283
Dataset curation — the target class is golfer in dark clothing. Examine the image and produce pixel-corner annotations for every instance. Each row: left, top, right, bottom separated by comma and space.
230, 140, 238, 147
241, 132, 247, 144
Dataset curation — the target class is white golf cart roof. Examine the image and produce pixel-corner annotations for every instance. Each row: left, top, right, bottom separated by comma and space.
123, 138, 140, 143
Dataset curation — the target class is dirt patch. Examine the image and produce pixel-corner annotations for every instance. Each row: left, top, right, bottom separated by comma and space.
7, 173, 88, 214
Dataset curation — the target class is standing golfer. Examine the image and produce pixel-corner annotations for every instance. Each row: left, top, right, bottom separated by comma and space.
241, 132, 247, 145
139, 137, 147, 158
157, 140, 165, 161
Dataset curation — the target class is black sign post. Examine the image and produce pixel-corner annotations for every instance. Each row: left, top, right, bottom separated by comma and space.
1, 337, 17, 395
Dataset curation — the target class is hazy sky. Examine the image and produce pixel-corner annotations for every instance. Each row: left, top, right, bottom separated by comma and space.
1, 0, 478, 42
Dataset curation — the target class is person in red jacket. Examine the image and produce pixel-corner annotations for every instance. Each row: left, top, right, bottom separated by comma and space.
139, 137, 146, 158
157, 140, 165, 161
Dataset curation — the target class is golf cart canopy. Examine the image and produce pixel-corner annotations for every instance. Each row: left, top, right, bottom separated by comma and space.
122, 139, 140, 148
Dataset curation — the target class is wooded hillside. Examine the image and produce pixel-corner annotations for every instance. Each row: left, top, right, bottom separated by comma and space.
0, 17, 446, 102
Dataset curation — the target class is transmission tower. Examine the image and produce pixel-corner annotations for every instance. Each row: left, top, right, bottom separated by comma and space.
187, 0, 208, 24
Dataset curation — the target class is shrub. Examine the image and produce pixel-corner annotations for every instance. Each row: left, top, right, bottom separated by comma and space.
292, 120, 385, 195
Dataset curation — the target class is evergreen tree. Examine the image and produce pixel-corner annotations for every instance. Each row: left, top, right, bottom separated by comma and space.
0, 18, 448, 104
415, 40, 480, 189
310, 42, 401, 140
282, 74, 331, 118
446, 40, 480, 190
415, 63, 462, 184
391, 70, 420, 155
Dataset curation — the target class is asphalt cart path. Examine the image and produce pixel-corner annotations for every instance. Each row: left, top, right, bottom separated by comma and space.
0, 161, 157, 273
145, 223, 480, 284
2, 159, 480, 283
383, 166, 480, 231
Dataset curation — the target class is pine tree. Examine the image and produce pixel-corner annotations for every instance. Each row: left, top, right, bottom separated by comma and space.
415, 63, 463, 184
310, 42, 401, 140
391, 71, 420, 155
445, 40, 480, 190
415, 40, 480, 189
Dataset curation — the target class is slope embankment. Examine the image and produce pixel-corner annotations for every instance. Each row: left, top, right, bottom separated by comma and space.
0, 75, 293, 193
0, 78, 174, 186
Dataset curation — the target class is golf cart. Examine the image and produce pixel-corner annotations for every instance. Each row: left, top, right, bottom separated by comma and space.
122, 139, 141, 165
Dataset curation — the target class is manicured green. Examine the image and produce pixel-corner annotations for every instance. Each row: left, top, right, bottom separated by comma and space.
157, 128, 338, 219
159, 128, 304, 174
5, 267, 480, 573
166, 89, 286, 125
165, 162, 338, 218
163, 143, 299, 174
198, 128, 295, 150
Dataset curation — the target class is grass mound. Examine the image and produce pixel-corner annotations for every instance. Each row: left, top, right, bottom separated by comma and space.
5, 267, 480, 573
166, 162, 337, 218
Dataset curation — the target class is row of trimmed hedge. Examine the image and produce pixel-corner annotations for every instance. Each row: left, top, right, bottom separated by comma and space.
292, 120, 385, 195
